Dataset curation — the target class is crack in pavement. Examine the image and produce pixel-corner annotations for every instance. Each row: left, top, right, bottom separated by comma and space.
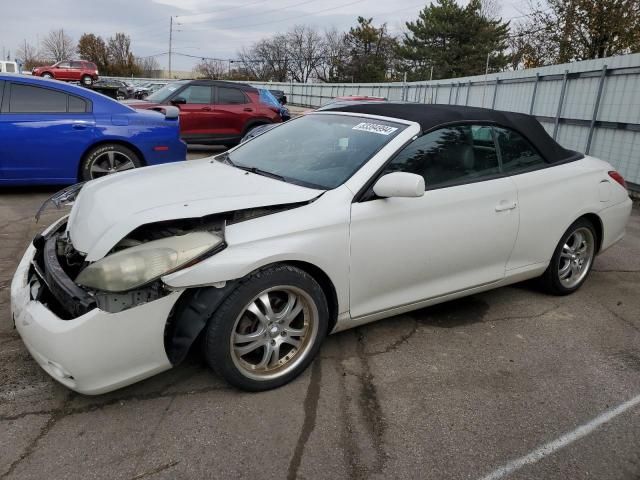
287, 359, 322, 480
129, 460, 180, 480
0, 383, 230, 423
1, 391, 75, 479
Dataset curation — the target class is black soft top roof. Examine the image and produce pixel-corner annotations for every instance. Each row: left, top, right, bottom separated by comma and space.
325, 102, 581, 163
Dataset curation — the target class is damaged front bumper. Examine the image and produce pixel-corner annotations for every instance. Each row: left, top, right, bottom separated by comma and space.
10, 218, 182, 395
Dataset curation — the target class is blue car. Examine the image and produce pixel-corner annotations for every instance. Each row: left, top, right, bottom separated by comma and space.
0, 74, 186, 185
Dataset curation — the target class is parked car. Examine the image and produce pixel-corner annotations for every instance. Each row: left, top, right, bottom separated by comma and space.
92, 79, 130, 100
32, 60, 99, 85
11, 103, 632, 394
126, 80, 281, 145
0, 74, 186, 185
269, 89, 287, 104
0, 60, 18, 73
258, 88, 290, 120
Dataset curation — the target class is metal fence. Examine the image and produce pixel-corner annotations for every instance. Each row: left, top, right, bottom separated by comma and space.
250, 54, 640, 190
106, 53, 640, 190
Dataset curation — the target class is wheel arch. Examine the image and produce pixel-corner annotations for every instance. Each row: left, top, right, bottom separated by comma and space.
242, 117, 273, 136
578, 213, 604, 253
77, 140, 146, 181
164, 260, 340, 366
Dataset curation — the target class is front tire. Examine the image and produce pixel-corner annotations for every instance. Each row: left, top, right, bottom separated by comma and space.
204, 265, 329, 391
80, 144, 142, 181
540, 218, 597, 295
41, 72, 53, 79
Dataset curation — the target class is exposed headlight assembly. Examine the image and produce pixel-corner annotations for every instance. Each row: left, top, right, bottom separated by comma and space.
76, 231, 223, 292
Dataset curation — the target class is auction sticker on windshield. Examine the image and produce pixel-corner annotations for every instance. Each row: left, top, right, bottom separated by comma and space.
352, 122, 399, 135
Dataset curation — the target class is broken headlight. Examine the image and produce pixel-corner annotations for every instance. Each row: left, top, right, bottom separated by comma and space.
75, 231, 223, 292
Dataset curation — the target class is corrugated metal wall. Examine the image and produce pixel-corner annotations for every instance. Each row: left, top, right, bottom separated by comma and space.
252, 54, 640, 188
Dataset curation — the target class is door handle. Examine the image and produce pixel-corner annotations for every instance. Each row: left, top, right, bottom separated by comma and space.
243, 107, 253, 112
201, 107, 212, 111
495, 201, 517, 212
72, 123, 88, 130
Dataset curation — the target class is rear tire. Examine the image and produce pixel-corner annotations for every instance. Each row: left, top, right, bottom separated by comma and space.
540, 218, 597, 295
80, 144, 142, 181
203, 265, 328, 391
81, 75, 93, 86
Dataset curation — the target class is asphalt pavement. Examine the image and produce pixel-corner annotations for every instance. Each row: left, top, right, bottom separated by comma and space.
1, 167, 639, 480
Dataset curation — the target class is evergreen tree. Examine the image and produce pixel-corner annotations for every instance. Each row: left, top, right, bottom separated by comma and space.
399, 0, 510, 80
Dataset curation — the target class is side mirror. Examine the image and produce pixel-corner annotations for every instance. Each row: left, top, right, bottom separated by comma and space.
373, 172, 425, 198
171, 97, 186, 105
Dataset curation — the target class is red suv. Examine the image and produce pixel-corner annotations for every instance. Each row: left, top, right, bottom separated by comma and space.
125, 80, 282, 145
32, 61, 99, 85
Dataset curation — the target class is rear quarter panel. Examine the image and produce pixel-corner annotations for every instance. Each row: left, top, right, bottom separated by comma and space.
507, 156, 623, 270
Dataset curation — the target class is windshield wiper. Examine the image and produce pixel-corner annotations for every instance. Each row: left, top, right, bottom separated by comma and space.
235, 165, 286, 182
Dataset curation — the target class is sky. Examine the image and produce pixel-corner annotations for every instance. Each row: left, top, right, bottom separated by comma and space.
2, 0, 527, 72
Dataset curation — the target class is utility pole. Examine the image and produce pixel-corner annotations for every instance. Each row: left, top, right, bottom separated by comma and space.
168, 16, 173, 79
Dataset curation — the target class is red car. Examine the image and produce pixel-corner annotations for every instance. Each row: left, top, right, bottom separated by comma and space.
32, 60, 99, 85
125, 80, 282, 146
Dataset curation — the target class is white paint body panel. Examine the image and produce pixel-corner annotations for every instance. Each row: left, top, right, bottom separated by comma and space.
11, 112, 633, 395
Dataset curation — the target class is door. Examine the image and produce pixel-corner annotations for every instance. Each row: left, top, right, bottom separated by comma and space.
211, 86, 253, 139
170, 84, 215, 140
349, 124, 519, 319
69, 61, 84, 81
54, 61, 72, 80
0, 82, 95, 182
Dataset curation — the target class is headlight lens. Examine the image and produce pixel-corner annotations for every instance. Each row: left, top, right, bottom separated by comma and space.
76, 231, 223, 292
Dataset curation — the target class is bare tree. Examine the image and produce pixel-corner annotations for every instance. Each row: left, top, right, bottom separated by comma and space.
107, 33, 139, 76
480, 0, 501, 20
238, 35, 290, 81
314, 28, 349, 82
136, 56, 161, 77
41, 29, 75, 62
286, 25, 324, 82
193, 59, 227, 79
16, 40, 43, 70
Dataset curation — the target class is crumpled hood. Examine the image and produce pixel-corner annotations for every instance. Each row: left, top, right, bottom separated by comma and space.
67, 159, 323, 261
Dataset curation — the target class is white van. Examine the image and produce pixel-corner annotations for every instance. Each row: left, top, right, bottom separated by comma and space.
0, 61, 19, 73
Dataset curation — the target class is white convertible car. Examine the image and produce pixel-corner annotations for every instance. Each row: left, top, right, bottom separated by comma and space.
11, 103, 632, 394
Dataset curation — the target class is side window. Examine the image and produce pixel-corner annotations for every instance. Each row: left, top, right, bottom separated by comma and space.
8, 84, 68, 113
177, 85, 211, 104
68, 95, 89, 113
382, 125, 500, 189
57, 62, 71, 68
217, 87, 249, 105
494, 127, 546, 173
70, 61, 83, 68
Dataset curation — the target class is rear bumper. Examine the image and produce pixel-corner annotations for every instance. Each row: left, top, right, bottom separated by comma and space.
599, 197, 633, 252
10, 221, 179, 395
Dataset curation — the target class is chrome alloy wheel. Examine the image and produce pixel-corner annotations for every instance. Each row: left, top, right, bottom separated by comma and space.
558, 227, 595, 288
89, 151, 136, 178
230, 286, 318, 381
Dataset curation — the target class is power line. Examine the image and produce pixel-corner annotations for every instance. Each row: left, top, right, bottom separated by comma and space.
180, 0, 318, 28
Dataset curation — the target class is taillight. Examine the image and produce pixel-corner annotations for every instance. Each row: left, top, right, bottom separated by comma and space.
608, 170, 627, 189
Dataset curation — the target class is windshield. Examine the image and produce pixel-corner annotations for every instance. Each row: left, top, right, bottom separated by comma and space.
226, 114, 406, 189
146, 81, 187, 103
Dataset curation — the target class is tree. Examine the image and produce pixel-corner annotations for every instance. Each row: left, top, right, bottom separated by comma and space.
314, 28, 349, 82
398, 0, 510, 80
238, 34, 290, 81
193, 59, 227, 79
41, 29, 74, 62
519, 0, 640, 64
16, 40, 42, 70
286, 25, 324, 82
338, 17, 398, 82
136, 56, 161, 77
77, 34, 109, 72
107, 33, 140, 76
